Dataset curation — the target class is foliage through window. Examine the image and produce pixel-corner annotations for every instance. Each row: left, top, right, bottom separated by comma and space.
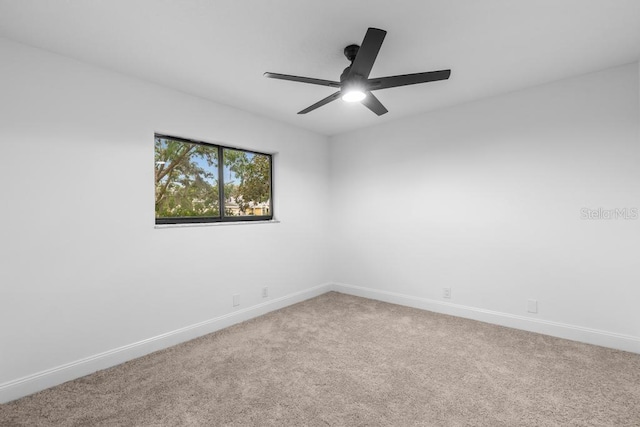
154, 134, 272, 224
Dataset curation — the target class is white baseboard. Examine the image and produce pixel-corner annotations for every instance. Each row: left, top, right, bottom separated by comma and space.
331, 282, 640, 354
0, 282, 332, 404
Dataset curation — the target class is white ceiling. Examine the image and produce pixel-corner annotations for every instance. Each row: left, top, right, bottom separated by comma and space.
1, 0, 639, 136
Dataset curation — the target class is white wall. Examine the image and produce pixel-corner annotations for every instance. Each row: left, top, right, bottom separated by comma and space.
330, 63, 640, 351
0, 38, 331, 400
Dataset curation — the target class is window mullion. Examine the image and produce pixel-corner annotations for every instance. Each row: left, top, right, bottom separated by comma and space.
218, 145, 225, 219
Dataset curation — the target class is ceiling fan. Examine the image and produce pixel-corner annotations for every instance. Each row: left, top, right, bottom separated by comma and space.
264, 27, 451, 116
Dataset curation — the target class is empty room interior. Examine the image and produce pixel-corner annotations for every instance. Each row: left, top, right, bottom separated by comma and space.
1, 1, 639, 425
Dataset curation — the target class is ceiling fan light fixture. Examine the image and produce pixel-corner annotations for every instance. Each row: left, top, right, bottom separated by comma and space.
341, 89, 366, 103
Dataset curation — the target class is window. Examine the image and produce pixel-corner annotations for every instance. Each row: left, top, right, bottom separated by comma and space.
154, 134, 273, 224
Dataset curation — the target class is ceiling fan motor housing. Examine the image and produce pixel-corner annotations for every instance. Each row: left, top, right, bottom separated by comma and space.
341, 44, 361, 84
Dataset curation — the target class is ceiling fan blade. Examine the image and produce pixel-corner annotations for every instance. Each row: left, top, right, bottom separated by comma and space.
297, 91, 342, 114
361, 92, 388, 116
368, 69, 451, 91
348, 28, 386, 79
264, 72, 341, 88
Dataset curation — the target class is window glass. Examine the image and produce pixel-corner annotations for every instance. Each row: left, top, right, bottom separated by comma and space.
155, 137, 220, 219
223, 148, 272, 217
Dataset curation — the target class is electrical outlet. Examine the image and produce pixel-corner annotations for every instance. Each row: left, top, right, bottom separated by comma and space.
527, 299, 538, 313
443, 288, 451, 299
262, 287, 268, 298
233, 294, 240, 307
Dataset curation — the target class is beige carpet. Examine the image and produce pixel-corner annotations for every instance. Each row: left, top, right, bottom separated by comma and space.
1, 292, 639, 426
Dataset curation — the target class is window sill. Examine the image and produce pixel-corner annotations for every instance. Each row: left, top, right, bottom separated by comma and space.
154, 219, 280, 229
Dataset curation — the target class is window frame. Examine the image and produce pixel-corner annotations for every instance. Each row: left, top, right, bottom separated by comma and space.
154, 133, 274, 225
